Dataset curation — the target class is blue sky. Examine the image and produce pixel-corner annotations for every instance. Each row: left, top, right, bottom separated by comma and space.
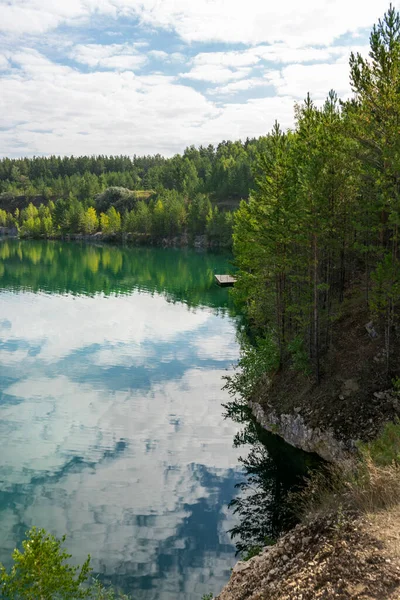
0, 0, 395, 158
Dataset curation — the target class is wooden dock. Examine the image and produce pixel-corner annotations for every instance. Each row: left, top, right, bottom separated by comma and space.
215, 274, 237, 287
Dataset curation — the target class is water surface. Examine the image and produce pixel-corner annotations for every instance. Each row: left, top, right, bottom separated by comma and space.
0, 241, 312, 599
0, 241, 245, 599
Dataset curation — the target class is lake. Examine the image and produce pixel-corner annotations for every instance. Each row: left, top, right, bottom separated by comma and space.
0, 240, 311, 600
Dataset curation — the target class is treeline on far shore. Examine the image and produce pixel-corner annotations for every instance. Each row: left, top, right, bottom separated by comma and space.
0, 187, 234, 247
0, 138, 265, 205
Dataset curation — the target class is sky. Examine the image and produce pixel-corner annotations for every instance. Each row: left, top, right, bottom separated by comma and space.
0, 0, 396, 158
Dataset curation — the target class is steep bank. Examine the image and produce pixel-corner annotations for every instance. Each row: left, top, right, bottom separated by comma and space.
215, 283, 400, 597
216, 507, 400, 600
248, 285, 400, 463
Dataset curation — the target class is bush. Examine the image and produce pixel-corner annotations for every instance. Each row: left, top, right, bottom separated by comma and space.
95, 187, 137, 213
224, 333, 280, 400
359, 419, 400, 467
0, 527, 129, 599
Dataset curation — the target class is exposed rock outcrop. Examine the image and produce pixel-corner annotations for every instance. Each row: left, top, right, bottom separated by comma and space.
249, 401, 354, 463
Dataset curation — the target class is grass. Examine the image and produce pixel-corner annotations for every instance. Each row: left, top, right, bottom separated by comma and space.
292, 420, 400, 521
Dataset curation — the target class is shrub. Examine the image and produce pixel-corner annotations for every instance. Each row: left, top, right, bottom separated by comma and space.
224, 333, 280, 400
0, 527, 129, 600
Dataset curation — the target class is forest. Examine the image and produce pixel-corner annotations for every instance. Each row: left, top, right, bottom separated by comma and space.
1, 6, 400, 600
230, 5, 400, 386
1, 6, 400, 379
0, 137, 266, 245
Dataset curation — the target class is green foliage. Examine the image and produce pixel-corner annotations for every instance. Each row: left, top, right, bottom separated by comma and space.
95, 187, 138, 214
206, 206, 233, 246
231, 6, 400, 382
89, 580, 129, 600
82, 207, 99, 234
359, 419, 400, 466
0, 191, 232, 245
105, 206, 121, 234
224, 334, 280, 400
133, 200, 151, 234
392, 376, 400, 393
0, 139, 258, 205
287, 336, 312, 375
0, 528, 129, 600
0, 208, 7, 226
187, 193, 211, 236
240, 537, 275, 561
0, 527, 91, 599
241, 545, 262, 561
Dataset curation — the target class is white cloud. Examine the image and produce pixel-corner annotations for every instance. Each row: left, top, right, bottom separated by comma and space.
269, 62, 352, 100
194, 95, 296, 142
181, 65, 250, 84
0, 0, 109, 36
255, 43, 370, 64
193, 50, 260, 69
0, 39, 367, 156
70, 43, 147, 70
0, 290, 211, 362
209, 77, 270, 96
0, 50, 220, 156
0, 0, 390, 47
194, 43, 370, 69
149, 50, 185, 63
0, 54, 9, 70
121, 0, 391, 46
149, 49, 169, 60
0, 0, 386, 155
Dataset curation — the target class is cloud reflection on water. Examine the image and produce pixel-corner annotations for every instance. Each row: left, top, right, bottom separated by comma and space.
0, 281, 244, 600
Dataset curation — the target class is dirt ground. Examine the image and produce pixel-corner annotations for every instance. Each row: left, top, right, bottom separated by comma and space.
215, 508, 400, 600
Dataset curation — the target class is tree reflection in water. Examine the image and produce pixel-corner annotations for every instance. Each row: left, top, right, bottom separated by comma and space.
224, 400, 320, 555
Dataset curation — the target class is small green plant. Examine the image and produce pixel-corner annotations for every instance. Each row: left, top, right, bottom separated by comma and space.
263, 535, 276, 547
201, 594, 213, 600
332, 503, 347, 541
241, 545, 262, 561
392, 377, 400, 394
358, 419, 400, 466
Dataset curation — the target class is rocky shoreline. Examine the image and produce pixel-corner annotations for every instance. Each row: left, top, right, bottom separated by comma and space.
215, 508, 400, 599
249, 400, 353, 464
246, 283, 400, 466
0, 228, 231, 250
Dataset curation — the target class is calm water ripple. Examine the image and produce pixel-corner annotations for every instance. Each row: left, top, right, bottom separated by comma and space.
0, 241, 244, 600
0, 240, 314, 600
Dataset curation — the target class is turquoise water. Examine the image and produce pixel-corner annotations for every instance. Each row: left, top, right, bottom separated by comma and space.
0, 241, 245, 599
0, 241, 311, 599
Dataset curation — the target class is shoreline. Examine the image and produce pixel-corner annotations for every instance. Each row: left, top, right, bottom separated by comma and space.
0, 230, 232, 250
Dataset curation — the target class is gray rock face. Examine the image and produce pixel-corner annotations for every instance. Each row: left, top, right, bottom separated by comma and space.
249, 401, 354, 463
0, 226, 18, 237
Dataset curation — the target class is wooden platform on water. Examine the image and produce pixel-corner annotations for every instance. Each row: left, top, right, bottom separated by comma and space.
215, 274, 237, 287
